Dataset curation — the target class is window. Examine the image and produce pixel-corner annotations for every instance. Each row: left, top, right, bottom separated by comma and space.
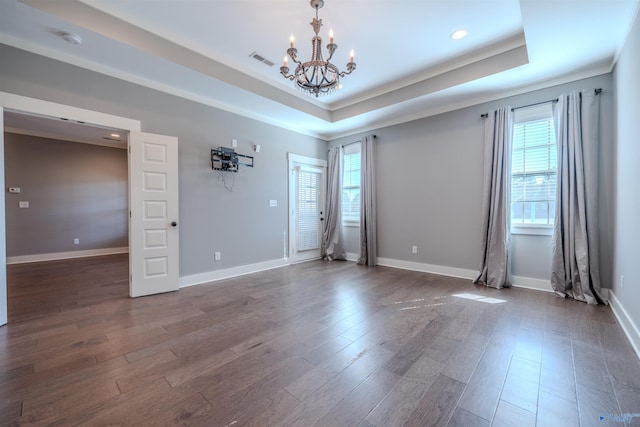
511, 103, 557, 232
342, 143, 361, 225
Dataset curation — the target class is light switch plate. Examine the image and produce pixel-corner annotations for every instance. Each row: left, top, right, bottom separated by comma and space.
8, 187, 20, 193
19, 201, 29, 208
269, 200, 277, 207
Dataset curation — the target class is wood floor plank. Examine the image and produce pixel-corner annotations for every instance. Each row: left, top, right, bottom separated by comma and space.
285, 330, 386, 401
492, 400, 536, 427
404, 374, 466, 427
276, 345, 395, 426
137, 392, 214, 427
243, 390, 301, 427
499, 356, 541, 414
383, 314, 453, 376
0, 400, 22, 426
2, 255, 639, 426
0, 355, 129, 408
164, 348, 239, 387
612, 383, 640, 427
537, 390, 580, 427
576, 384, 621, 427
456, 331, 517, 420
540, 332, 577, 402
446, 407, 490, 427
20, 379, 121, 425
440, 332, 488, 384
363, 376, 434, 426
313, 367, 400, 427
204, 355, 312, 426
194, 345, 291, 403
572, 339, 614, 393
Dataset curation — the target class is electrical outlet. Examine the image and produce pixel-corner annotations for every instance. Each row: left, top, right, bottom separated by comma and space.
232, 139, 238, 148
412, 246, 418, 254
19, 201, 29, 208
73, 238, 80, 245
214, 251, 221, 261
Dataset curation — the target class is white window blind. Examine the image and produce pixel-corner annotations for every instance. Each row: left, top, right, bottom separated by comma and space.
342, 144, 361, 224
512, 104, 557, 227
297, 169, 321, 251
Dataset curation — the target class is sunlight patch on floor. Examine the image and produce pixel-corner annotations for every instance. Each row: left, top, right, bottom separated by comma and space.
452, 293, 506, 304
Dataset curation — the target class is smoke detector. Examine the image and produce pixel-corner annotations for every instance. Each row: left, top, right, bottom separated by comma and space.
61, 32, 83, 45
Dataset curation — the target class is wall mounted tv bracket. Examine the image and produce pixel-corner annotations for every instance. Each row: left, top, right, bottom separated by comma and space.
211, 147, 254, 172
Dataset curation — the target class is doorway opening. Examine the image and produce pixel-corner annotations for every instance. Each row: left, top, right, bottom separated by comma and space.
0, 92, 180, 326
287, 153, 327, 264
4, 110, 130, 323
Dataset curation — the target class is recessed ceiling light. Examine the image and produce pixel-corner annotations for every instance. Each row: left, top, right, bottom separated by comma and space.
451, 29, 467, 40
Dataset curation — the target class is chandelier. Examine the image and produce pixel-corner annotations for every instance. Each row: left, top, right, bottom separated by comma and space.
280, 0, 356, 97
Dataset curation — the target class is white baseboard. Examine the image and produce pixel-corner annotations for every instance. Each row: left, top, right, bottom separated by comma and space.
6, 247, 129, 264
179, 258, 290, 288
376, 257, 552, 293
512, 275, 553, 293
376, 257, 477, 280
345, 252, 359, 262
609, 289, 640, 359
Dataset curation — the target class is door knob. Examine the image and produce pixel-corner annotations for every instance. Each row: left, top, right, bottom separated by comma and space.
171, 221, 177, 227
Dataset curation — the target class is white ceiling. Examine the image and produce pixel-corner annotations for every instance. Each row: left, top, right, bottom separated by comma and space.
0, 0, 638, 140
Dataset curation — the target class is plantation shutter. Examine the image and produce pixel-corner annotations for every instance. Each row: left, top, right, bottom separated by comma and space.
297, 168, 321, 251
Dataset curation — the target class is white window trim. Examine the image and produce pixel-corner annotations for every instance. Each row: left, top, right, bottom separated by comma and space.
511, 223, 553, 236
342, 142, 361, 227
510, 103, 556, 235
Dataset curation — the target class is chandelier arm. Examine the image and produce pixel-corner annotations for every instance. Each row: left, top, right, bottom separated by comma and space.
326, 43, 337, 61
287, 48, 302, 65
280, 71, 295, 80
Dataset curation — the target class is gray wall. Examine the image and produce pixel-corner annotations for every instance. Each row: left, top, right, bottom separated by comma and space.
612, 11, 640, 332
0, 44, 326, 276
0, 43, 619, 295
4, 133, 128, 257
330, 73, 614, 286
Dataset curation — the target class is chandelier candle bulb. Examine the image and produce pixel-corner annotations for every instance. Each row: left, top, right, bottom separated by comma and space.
329, 29, 334, 43
290, 34, 295, 48
350, 49, 354, 62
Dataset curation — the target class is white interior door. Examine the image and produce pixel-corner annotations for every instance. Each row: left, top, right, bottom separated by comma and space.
129, 131, 179, 297
288, 154, 327, 263
0, 108, 6, 325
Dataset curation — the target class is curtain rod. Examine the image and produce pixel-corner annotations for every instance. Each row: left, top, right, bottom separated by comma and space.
341, 135, 376, 148
480, 88, 602, 118
327, 135, 376, 152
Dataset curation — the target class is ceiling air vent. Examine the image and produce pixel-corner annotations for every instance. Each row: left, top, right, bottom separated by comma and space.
249, 51, 274, 67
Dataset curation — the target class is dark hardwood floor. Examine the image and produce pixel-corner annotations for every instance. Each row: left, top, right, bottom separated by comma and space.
1, 254, 639, 426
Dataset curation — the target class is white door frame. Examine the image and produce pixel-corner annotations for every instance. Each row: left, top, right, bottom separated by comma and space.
287, 153, 327, 263
0, 92, 142, 326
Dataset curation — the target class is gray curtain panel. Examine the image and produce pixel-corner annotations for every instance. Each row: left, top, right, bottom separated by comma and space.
551, 90, 602, 304
474, 107, 513, 289
322, 146, 346, 261
358, 135, 377, 266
